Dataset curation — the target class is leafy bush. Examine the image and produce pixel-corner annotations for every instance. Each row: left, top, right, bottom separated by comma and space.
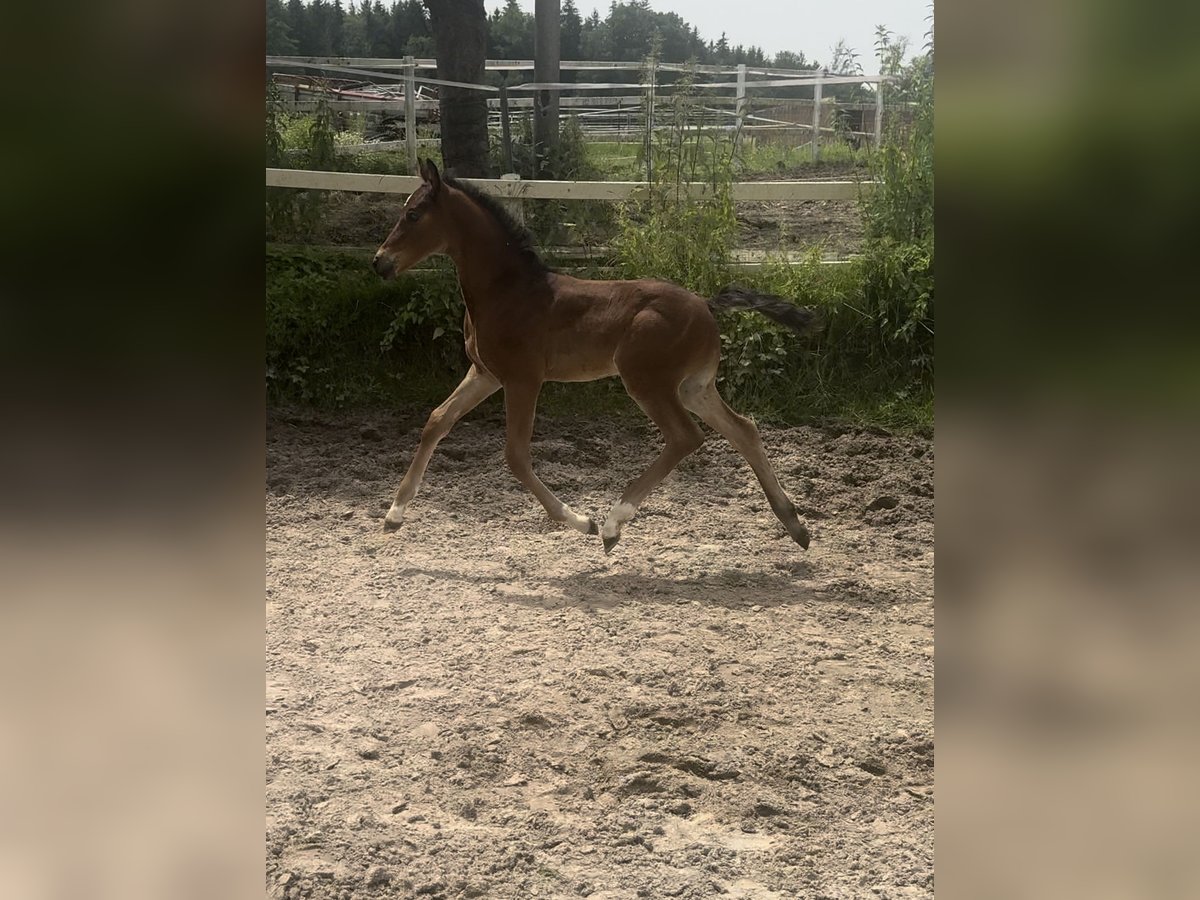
612, 61, 739, 297
265, 88, 339, 240
859, 29, 934, 381
266, 248, 464, 405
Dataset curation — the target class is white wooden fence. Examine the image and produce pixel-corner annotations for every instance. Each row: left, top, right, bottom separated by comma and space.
268, 55, 889, 168
264, 167, 871, 202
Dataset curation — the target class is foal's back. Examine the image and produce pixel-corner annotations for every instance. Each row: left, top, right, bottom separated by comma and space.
541, 273, 720, 385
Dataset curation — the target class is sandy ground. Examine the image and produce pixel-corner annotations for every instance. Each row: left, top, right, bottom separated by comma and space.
266, 406, 933, 900
736, 163, 867, 257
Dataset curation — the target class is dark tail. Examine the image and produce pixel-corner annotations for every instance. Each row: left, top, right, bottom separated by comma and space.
709, 286, 820, 334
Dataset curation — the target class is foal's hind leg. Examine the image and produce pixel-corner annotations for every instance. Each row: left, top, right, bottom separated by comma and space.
599, 380, 705, 553
680, 377, 811, 549
503, 380, 598, 535
384, 364, 499, 531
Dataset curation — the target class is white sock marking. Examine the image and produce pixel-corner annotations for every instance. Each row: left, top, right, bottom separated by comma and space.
601, 502, 636, 540
561, 504, 594, 534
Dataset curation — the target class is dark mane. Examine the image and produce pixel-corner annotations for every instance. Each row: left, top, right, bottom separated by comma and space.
443, 174, 550, 275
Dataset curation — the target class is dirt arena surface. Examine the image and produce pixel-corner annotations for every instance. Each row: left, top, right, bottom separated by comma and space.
266, 406, 933, 899
736, 163, 868, 257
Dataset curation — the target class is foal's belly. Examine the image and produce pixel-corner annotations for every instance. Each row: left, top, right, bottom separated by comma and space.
544, 352, 619, 382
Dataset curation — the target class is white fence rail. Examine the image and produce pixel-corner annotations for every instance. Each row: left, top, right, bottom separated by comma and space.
265, 167, 871, 202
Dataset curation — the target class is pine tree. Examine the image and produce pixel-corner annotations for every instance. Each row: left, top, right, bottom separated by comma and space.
561, 0, 583, 60
267, 0, 297, 55
286, 0, 307, 54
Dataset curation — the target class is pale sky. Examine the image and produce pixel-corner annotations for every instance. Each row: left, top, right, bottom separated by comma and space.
484, 0, 932, 69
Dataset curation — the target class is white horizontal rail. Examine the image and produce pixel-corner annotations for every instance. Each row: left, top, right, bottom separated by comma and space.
282, 99, 437, 112
283, 141, 440, 154
268, 59, 886, 95
265, 168, 869, 201
267, 56, 836, 77
510, 75, 883, 92
281, 95, 761, 112
281, 95, 660, 111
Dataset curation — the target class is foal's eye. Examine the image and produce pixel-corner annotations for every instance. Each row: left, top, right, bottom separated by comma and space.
406, 210, 420, 223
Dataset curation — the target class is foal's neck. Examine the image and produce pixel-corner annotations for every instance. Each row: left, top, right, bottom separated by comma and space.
442, 189, 541, 316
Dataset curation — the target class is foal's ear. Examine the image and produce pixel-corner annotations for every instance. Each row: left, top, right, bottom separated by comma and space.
419, 158, 442, 198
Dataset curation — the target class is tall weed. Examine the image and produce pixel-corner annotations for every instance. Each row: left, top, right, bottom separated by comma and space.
612, 60, 738, 297
860, 30, 934, 380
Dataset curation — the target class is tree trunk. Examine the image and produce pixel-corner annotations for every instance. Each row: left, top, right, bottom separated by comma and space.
533, 0, 561, 171
424, 0, 491, 178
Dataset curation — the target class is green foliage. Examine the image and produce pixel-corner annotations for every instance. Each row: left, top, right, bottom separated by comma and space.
377, 277, 465, 363
266, 0, 297, 56
265, 83, 295, 236
863, 32, 933, 246
858, 28, 934, 381
860, 241, 934, 377
265, 87, 343, 240
718, 251, 931, 427
737, 135, 869, 173
266, 247, 464, 405
612, 59, 738, 297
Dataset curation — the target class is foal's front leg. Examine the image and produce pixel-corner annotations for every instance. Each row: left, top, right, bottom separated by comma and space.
384, 364, 500, 531
503, 380, 598, 535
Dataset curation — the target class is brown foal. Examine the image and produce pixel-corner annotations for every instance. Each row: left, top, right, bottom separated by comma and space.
372, 159, 817, 552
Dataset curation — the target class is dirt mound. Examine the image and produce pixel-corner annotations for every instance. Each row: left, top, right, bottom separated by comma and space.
267, 408, 933, 899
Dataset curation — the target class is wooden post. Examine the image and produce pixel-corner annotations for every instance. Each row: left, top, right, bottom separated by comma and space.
404, 56, 417, 173
532, 90, 542, 178
811, 75, 823, 162
735, 62, 747, 137
499, 83, 514, 174
874, 78, 884, 151
644, 57, 656, 183
533, 0, 561, 168
499, 173, 524, 225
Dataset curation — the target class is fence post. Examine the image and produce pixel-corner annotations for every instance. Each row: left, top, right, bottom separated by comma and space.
811, 75, 823, 162
532, 90, 543, 177
644, 56, 656, 183
404, 56, 417, 173
499, 83, 514, 174
874, 77, 884, 151
735, 63, 747, 137
499, 173, 524, 225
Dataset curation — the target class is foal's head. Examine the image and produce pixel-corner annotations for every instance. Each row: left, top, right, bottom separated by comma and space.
372, 158, 449, 279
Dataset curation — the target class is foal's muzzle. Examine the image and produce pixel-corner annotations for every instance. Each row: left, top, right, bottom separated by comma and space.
372, 252, 395, 279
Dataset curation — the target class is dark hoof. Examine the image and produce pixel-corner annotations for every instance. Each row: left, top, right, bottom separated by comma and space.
588, 518, 600, 535
382, 518, 402, 533
794, 525, 810, 550
602, 534, 620, 554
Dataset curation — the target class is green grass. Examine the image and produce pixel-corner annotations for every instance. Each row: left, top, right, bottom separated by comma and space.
738, 135, 871, 172
582, 134, 871, 180
584, 141, 644, 178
